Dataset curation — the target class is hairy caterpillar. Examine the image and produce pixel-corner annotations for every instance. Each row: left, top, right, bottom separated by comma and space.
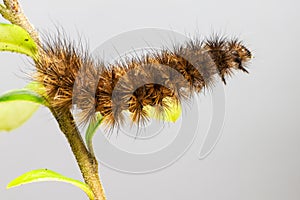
34, 33, 252, 130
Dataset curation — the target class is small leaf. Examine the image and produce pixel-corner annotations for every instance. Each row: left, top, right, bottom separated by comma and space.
146, 97, 182, 122
85, 112, 103, 154
7, 169, 94, 200
0, 23, 38, 59
0, 88, 47, 132
25, 81, 47, 97
161, 97, 182, 122
0, 89, 47, 105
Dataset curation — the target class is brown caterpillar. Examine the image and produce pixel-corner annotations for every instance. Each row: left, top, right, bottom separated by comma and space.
34, 33, 252, 130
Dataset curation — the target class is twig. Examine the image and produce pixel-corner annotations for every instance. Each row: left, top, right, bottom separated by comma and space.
0, 1, 106, 199
0, 0, 40, 45
50, 108, 106, 200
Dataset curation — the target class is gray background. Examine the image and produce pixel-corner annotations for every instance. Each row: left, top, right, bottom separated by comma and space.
0, 0, 300, 199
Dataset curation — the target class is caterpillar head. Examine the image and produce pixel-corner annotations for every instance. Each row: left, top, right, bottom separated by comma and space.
227, 40, 252, 72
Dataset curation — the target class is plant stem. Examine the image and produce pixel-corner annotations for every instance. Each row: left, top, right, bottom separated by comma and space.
51, 108, 106, 200
0, 1, 106, 199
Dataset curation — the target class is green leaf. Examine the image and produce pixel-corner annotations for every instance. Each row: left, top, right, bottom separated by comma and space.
0, 23, 38, 59
25, 81, 47, 97
7, 169, 94, 200
0, 89, 46, 104
0, 88, 47, 132
146, 97, 182, 122
85, 112, 103, 155
163, 97, 182, 122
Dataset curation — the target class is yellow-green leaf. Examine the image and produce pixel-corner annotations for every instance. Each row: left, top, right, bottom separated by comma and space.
0, 88, 47, 132
25, 81, 47, 97
7, 169, 94, 200
0, 23, 38, 59
145, 97, 182, 122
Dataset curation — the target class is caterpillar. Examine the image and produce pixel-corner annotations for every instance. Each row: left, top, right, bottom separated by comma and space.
34, 33, 252, 130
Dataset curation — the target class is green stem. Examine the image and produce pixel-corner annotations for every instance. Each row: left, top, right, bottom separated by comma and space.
50, 108, 106, 200
0, 0, 106, 199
